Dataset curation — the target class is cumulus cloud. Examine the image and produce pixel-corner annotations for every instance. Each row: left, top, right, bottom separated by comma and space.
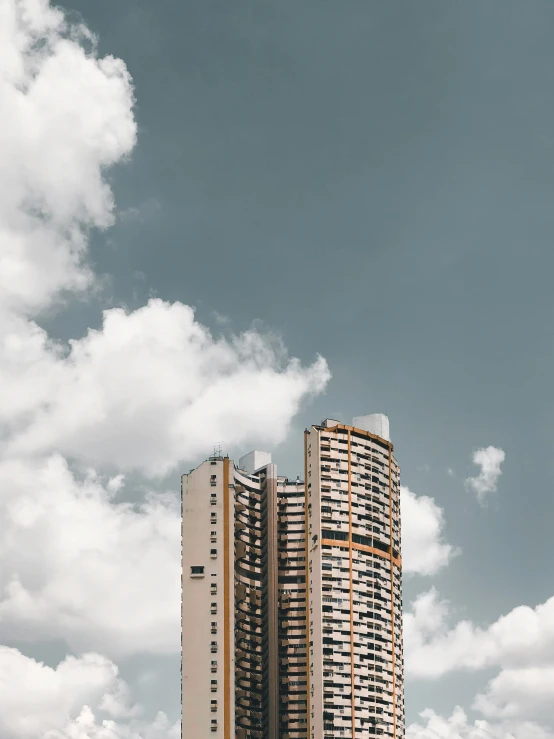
0, 1, 330, 479
2, 299, 330, 476
0, 0, 323, 734
401, 486, 458, 576
473, 666, 554, 722
0, 0, 136, 315
404, 588, 554, 734
0, 646, 178, 739
0, 454, 180, 657
407, 706, 554, 739
0, 0, 331, 481
465, 447, 505, 504
404, 589, 554, 680
44, 708, 180, 739
0, 0, 330, 687
403, 588, 449, 649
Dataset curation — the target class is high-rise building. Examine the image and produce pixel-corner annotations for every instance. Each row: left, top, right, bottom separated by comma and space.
182, 414, 404, 739
305, 416, 404, 739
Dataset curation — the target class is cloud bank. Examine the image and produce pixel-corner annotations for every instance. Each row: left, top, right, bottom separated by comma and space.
2, 300, 330, 476
0, 646, 179, 739
404, 587, 554, 733
0, 1, 331, 736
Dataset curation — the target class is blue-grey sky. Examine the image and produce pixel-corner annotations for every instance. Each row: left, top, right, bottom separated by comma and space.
4, 1, 554, 736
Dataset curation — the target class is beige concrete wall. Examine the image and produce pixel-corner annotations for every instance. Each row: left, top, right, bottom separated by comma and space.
182, 459, 234, 739
306, 427, 324, 739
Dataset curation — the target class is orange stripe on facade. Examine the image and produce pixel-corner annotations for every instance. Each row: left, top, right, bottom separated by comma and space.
320, 539, 402, 569
319, 423, 401, 739
388, 448, 397, 739
347, 430, 356, 738
223, 458, 231, 739
320, 423, 394, 452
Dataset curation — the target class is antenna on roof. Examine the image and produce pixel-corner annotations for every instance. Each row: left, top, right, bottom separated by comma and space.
213, 443, 223, 458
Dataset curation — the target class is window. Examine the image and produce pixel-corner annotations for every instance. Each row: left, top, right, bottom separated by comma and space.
210, 493, 217, 505
210, 475, 217, 487
211, 602, 217, 614
211, 622, 217, 633
211, 584, 217, 594
190, 566, 204, 577
211, 661, 217, 672
210, 531, 217, 542
211, 513, 217, 523
211, 720, 217, 732
210, 642, 218, 653
210, 549, 217, 558
211, 680, 218, 692
210, 700, 217, 712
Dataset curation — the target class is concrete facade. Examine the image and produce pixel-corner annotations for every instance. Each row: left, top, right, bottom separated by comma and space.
182, 457, 235, 739
305, 419, 404, 739
182, 416, 404, 739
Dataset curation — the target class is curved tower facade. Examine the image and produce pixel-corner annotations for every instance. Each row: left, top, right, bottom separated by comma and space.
305, 418, 404, 738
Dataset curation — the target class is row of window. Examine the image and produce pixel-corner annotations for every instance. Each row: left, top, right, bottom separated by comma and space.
191, 493, 220, 736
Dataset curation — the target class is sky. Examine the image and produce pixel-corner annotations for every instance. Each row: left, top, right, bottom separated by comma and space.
1, 0, 554, 736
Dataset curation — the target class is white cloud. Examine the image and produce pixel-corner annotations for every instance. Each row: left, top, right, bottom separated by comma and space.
403, 588, 450, 649
0, 0, 136, 315
405, 590, 554, 735
465, 447, 505, 504
0, 646, 179, 739
404, 589, 554, 680
0, 0, 330, 481
0, 0, 331, 666
473, 666, 554, 722
407, 706, 554, 739
0, 454, 181, 657
0, 0, 329, 733
2, 299, 330, 477
447, 467, 455, 477
44, 708, 180, 739
401, 486, 458, 576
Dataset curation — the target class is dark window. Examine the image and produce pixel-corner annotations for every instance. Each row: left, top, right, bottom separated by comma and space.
322, 529, 348, 541
190, 566, 204, 576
